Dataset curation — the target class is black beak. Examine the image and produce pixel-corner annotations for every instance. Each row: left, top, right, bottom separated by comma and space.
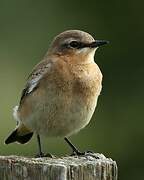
89, 40, 109, 48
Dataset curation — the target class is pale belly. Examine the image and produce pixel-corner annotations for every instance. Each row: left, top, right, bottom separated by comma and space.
18, 93, 99, 137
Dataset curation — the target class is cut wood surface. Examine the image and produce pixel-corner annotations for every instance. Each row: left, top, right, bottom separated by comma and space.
0, 153, 118, 180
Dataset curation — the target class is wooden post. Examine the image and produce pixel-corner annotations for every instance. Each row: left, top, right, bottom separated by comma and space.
0, 153, 117, 180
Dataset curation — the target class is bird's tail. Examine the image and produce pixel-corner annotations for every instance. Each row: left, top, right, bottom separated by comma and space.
5, 124, 33, 144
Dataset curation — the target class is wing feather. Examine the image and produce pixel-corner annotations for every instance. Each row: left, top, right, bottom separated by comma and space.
19, 61, 52, 105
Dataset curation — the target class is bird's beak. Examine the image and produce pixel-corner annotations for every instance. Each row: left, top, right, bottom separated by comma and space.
89, 40, 109, 48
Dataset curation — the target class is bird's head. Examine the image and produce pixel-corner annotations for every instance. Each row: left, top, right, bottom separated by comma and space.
48, 30, 109, 64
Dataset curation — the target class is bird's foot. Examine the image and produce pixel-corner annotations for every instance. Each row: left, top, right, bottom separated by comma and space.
35, 152, 53, 158
64, 137, 99, 159
71, 150, 99, 159
71, 150, 93, 156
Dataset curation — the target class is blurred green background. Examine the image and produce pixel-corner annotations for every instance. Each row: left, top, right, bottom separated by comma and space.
0, 0, 143, 179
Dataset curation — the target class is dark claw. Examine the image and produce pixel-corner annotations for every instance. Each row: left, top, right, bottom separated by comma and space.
45, 153, 53, 158
35, 152, 53, 158
70, 150, 84, 156
85, 150, 94, 154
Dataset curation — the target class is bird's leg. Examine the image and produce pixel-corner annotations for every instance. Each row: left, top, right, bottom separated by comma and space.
64, 137, 82, 155
36, 134, 44, 157
35, 134, 52, 158
64, 137, 94, 156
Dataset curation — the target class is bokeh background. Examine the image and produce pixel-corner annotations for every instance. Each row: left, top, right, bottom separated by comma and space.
0, 0, 143, 179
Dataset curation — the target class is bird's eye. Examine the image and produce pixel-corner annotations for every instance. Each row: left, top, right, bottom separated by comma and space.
69, 41, 80, 48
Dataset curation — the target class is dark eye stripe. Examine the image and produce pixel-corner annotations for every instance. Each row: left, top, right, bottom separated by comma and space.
62, 41, 88, 50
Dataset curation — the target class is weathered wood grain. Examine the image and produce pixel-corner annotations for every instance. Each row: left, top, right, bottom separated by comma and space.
0, 153, 117, 180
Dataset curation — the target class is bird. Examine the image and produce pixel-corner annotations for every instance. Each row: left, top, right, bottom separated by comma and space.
5, 30, 108, 157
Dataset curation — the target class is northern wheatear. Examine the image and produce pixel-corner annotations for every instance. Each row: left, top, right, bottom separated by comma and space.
5, 30, 108, 157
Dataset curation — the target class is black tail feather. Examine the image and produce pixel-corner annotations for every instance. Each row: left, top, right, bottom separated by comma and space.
5, 129, 33, 144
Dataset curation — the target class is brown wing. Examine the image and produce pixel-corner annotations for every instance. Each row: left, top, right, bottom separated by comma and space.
19, 60, 52, 105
